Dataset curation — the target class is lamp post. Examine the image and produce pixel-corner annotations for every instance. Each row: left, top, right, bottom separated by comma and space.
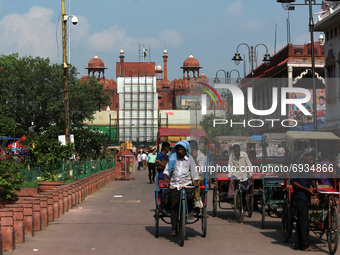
276, 0, 337, 131
232, 43, 272, 77
61, 0, 78, 144
214, 69, 242, 114
232, 43, 272, 134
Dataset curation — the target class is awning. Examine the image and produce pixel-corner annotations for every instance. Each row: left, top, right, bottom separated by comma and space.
285, 131, 340, 152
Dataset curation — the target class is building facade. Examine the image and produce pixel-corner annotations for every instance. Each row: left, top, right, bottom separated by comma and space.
315, 1, 340, 136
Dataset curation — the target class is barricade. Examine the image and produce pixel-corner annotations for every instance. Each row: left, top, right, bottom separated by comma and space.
24, 198, 41, 232
4, 205, 24, 244
15, 201, 34, 237
0, 209, 15, 251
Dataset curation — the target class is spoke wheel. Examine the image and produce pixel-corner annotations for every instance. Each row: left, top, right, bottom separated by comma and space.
212, 186, 217, 217
234, 189, 243, 223
261, 196, 265, 229
155, 206, 159, 238
247, 188, 254, 218
282, 201, 292, 243
179, 199, 186, 247
327, 205, 339, 255
201, 206, 207, 237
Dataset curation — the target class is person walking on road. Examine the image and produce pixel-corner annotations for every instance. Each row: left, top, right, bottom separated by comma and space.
147, 149, 157, 183
137, 151, 142, 171
163, 140, 199, 236
141, 151, 147, 169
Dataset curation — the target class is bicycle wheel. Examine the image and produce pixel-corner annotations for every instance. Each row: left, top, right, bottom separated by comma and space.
282, 201, 292, 243
201, 206, 207, 237
327, 205, 339, 255
234, 189, 243, 223
179, 199, 186, 247
212, 186, 217, 217
155, 206, 159, 238
247, 188, 254, 218
261, 196, 265, 229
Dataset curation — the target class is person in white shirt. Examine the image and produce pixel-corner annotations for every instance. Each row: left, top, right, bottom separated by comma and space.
163, 140, 199, 236
141, 152, 147, 169
189, 140, 206, 209
137, 152, 142, 171
227, 144, 253, 199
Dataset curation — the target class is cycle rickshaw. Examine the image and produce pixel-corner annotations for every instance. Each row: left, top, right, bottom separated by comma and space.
154, 128, 209, 246
282, 131, 340, 254
212, 136, 257, 223
260, 133, 286, 229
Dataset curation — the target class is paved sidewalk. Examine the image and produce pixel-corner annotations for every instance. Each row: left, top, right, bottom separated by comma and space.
5, 166, 336, 255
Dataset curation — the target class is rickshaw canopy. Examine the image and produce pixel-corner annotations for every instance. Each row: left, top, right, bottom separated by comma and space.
285, 131, 340, 152
214, 136, 259, 144
261, 133, 286, 146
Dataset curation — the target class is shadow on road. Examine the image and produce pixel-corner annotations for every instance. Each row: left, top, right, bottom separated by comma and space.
145, 225, 203, 247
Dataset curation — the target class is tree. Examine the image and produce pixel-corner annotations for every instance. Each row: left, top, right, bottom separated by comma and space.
200, 113, 250, 142
0, 53, 110, 135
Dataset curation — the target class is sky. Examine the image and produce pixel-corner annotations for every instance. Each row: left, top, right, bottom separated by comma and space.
0, 0, 326, 81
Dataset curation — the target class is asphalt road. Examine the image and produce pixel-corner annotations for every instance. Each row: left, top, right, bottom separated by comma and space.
6, 166, 338, 255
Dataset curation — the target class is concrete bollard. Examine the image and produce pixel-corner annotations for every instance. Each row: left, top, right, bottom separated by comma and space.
37, 192, 54, 223
15, 201, 34, 238
4, 205, 24, 244
24, 198, 41, 232
0, 209, 15, 251
33, 195, 48, 229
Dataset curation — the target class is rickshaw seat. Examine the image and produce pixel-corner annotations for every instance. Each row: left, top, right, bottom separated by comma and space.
215, 173, 229, 181
158, 180, 167, 188
318, 185, 337, 193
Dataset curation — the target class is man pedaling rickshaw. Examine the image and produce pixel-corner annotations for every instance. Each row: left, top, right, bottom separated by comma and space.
163, 140, 199, 236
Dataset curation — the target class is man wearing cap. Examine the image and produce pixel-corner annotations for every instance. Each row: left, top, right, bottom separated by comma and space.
163, 140, 199, 236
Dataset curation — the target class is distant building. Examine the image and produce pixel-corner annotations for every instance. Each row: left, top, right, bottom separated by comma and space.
314, 1, 340, 136
116, 50, 158, 144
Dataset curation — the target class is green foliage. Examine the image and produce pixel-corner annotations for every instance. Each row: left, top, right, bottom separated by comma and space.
0, 153, 23, 199
22, 133, 75, 181
72, 127, 106, 161
200, 113, 250, 142
0, 54, 110, 134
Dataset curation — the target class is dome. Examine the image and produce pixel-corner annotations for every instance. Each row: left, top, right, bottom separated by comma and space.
182, 54, 200, 68
163, 49, 168, 55
120, 49, 125, 55
86, 55, 106, 69
200, 73, 207, 78
156, 65, 162, 71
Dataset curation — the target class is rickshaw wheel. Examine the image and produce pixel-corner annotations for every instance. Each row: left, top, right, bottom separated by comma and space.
155, 206, 160, 238
234, 189, 243, 223
201, 206, 207, 237
282, 201, 293, 243
212, 186, 217, 217
247, 188, 254, 218
327, 205, 339, 255
261, 197, 265, 229
179, 199, 186, 247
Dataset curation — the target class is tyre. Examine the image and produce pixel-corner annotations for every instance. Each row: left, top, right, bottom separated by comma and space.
261, 196, 265, 229
212, 186, 217, 217
282, 201, 292, 243
201, 206, 207, 237
234, 189, 243, 223
155, 206, 159, 238
179, 199, 186, 247
327, 205, 339, 255
247, 188, 254, 218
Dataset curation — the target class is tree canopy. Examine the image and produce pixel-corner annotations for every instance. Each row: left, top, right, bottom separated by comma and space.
0, 53, 110, 137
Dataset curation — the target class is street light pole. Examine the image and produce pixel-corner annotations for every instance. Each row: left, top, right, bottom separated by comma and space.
276, 0, 338, 131
62, 0, 69, 144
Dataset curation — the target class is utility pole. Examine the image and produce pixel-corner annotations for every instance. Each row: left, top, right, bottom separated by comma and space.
62, 0, 69, 144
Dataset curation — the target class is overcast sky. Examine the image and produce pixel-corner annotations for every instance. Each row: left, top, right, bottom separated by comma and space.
0, 0, 325, 81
